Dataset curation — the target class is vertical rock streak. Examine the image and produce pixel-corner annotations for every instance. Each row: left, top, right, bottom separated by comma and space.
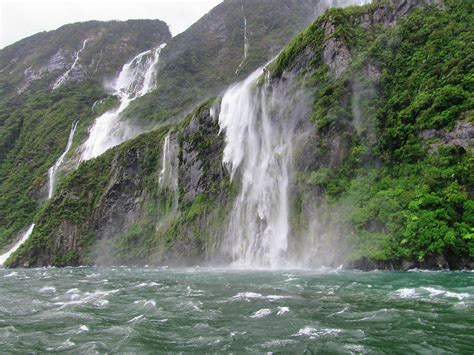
81, 44, 166, 161
235, 4, 249, 74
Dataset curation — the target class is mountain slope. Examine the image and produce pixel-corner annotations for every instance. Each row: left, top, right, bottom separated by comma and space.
0, 20, 170, 251
8, 0, 473, 269
0, 1, 355, 253
0, 20, 170, 96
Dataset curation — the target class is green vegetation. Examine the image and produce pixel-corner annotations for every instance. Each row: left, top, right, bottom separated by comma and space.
3, 0, 473, 268
282, 0, 473, 264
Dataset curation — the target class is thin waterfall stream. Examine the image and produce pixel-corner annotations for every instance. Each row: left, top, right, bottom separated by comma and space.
48, 121, 78, 199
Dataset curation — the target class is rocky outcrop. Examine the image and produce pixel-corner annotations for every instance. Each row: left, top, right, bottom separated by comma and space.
420, 120, 474, 154
358, 0, 445, 28
323, 21, 351, 79
179, 101, 228, 204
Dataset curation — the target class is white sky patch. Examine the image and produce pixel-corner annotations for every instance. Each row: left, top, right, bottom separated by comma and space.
0, 0, 223, 48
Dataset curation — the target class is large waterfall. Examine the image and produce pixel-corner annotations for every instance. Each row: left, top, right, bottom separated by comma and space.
80, 44, 165, 161
218, 0, 371, 269
218, 68, 309, 268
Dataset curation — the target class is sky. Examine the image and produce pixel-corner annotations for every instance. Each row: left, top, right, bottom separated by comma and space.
0, 0, 223, 49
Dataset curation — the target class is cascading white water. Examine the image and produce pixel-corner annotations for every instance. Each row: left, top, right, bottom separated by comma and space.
219, 68, 303, 268
0, 224, 35, 266
53, 39, 90, 90
48, 121, 78, 199
80, 44, 166, 161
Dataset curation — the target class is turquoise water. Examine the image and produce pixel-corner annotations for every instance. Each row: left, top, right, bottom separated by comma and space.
1, 267, 473, 353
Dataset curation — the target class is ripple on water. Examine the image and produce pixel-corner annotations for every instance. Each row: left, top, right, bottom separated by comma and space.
231, 292, 291, 302
127, 315, 144, 323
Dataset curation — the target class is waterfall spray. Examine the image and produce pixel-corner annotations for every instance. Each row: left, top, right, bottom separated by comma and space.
81, 44, 166, 161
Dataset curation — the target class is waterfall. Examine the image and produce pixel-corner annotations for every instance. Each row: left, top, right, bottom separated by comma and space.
0, 224, 35, 266
218, 68, 309, 268
80, 44, 166, 161
48, 121, 78, 199
218, 0, 371, 269
53, 39, 90, 90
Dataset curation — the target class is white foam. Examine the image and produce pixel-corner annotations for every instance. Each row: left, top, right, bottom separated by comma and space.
232, 292, 290, 301
394, 288, 418, 299
445, 291, 470, 300
277, 306, 290, 315
133, 282, 160, 288
266, 295, 291, 300
78, 325, 89, 333
250, 308, 272, 318
47, 339, 75, 351
232, 292, 263, 300
293, 326, 341, 339
143, 300, 156, 308
3, 272, 18, 278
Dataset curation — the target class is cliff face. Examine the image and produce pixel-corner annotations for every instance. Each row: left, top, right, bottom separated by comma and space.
6, 0, 474, 269
7, 100, 231, 267
271, 0, 473, 269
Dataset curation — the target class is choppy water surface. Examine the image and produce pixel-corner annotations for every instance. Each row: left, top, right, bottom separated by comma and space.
1, 267, 472, 353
